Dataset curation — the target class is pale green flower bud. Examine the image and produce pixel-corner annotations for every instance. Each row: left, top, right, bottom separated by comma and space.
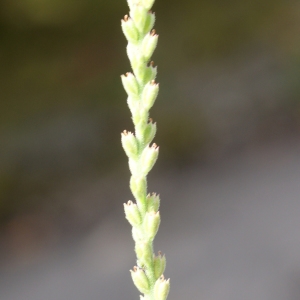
130, 266, 151, 294
145, 63, 157, 83
147, 193, 160, 212
124, 200, 142, 227
121, 130, 139, 159
154, 252, 166, 279
142, 31, 158, 61
140, 120, 156, 145
142, 80, 159, 110
133, 62, 157, 86
130, 175, 147, 202
144, 211, 160, 240
142, 0, 156, 10
135, 242, 153, 266
121, 15, 140, 44
140, 143, 159, 175
142, 12, 156, 35
130, 5, 148, 33
121, 72, 140, 98
154, 276, 170, 300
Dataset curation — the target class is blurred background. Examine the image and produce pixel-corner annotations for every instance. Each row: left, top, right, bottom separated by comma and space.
0, 0, 300, 299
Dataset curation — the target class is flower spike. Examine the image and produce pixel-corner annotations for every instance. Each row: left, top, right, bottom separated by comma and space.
120, 0, 170, 299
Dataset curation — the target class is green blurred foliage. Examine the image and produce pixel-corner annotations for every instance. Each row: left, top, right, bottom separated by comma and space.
0, 0, 299, 226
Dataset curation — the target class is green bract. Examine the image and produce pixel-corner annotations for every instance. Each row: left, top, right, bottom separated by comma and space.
121, 130, 139, 159
154, 276, 170, 300
121, 73, 140, 97
131, 267, 151, 294
142, 81, 159, 110
154, 253, 166, 279
142, 32, 158, 61
120, 0, 170, 299
124, 201, 142, 227
121, 17, 139, 44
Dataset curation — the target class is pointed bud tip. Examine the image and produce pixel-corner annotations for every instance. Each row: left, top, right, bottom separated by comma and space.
122, 130, 134, 136
124, 200, 134, 206
151, 143, 159, 150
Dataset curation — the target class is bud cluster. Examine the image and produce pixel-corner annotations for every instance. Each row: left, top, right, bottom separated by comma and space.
120, 0, 169, 299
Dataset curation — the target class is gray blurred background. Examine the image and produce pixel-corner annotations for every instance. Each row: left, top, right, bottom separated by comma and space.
0, 0, 300, 299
